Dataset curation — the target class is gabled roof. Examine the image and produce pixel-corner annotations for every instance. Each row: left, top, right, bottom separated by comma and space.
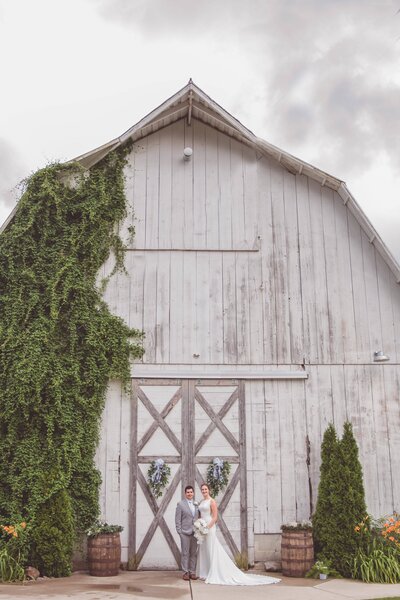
2, 81, 399, 282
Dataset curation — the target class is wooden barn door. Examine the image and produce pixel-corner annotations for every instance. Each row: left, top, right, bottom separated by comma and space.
129, 379, 247, 569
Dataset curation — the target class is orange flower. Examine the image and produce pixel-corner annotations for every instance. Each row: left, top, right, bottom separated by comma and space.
384, 522, 389, 527
390, 517, 394, 523
355, 526, 360, 531
20, 522, 26, 529
12, 532, 18, 538
389, 536, 395, 542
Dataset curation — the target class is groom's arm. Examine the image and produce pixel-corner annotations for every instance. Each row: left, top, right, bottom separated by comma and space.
175, 502, 182, 534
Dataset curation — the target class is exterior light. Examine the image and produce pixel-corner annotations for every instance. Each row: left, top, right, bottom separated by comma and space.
373, 350, 390, 362
183, 147, 193, 161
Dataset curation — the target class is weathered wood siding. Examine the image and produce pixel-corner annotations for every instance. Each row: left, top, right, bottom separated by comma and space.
97, 116, 400, 563
102, 118, 400, 367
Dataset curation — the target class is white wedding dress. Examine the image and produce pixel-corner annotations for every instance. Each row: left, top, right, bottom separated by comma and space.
196, 499, 281, 586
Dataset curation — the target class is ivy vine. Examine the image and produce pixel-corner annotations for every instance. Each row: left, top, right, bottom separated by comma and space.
0, 145, 143, 576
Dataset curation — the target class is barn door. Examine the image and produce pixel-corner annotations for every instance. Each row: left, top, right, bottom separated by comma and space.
129, 379, 247, 569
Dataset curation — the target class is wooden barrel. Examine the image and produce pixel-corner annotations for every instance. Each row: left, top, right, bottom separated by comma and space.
281, 530, 314, 577
87, 533, 121, 576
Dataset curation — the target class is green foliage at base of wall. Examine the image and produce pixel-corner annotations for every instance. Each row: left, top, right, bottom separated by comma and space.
0, 146, 143, 575
312, 421, 367, 576
30, 489, 75, 577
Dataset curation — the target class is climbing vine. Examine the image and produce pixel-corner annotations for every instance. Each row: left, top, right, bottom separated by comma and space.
0, 146, 143, 576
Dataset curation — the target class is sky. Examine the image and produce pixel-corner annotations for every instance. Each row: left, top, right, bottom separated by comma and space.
0, 0, 399, 261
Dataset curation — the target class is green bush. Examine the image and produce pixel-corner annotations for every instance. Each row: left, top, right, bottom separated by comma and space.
0, 145, 143, 574
30, 490, 75, 577
313, 422, 367, 576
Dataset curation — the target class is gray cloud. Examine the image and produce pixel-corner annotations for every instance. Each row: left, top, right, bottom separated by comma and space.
92, 0, 400, 180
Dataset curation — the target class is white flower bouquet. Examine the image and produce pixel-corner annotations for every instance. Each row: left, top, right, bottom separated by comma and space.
193, 518, 209, 544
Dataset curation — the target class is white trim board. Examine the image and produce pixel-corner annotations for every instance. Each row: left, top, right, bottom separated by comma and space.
130, 364, 308, 380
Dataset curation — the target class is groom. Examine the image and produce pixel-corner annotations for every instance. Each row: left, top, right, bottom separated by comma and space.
175, 485, 199, 580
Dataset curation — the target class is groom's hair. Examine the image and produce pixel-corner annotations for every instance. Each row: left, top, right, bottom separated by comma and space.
184, 485, 194, 493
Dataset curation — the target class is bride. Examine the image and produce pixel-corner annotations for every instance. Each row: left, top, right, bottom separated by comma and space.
196, 483, 281, 586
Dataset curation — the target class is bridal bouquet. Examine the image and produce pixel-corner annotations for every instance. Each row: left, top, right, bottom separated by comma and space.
193, 518, 209, 544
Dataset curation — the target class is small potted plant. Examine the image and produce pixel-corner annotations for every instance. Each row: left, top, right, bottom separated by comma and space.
86, 521, 123, 576
306, 559, 335, 580
281, 520, 314, 577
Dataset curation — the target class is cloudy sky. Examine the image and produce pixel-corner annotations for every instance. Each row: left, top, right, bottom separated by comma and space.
1, 0, 399, 260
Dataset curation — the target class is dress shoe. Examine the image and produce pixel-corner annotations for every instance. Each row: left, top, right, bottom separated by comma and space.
190, 574, 198, 580
183, 573, 190, 581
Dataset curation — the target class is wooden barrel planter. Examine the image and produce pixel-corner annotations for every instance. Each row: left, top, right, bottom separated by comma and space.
281, 530, 314, 577
87, 533, 121, 576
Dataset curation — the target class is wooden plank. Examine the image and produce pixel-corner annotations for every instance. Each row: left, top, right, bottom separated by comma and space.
169, 251, 184, 363
137, 386, 182, 453
193, 120, 207, 249
334, 194, 358, 363
290, 379, 311, 520
357, 365, 379, 514
230, 138, 245, 248
242, 144, 258, 248
145, 130, 160, 247
217, 132, 232, 249
308, 178, 330, 363
235, 252, 250, 364
383, 366, 400, 512
346, 212, 370, 362
321, 186, 341, 363
171, 120, 185, 248
218, 466, 240, 513
132, 138, 147, 248
209, 251, 224, 364
195, 252, 211, 363
194, 388, 239, 453
195, 388, 238, 454
296, 174, 317, 364
264, 379, 282, 532
205, 125, 220, 248
182, 251, 196, 363
183, 121, 194, 248
222, 252, 238, 363
238, 380, 248, 554
137, 387, 182, 452
271, 162, 290, 363
278, 379, 296, 524
136, 467, 181, 567
158, 124, 173, 249
257, 157, 276, 363
284, 170, 303, 364
142, 253, 157, 362
155, 251, 170, 363
361, 235, 382, 353
128, 381, 138, 560
375, 254, 396, 362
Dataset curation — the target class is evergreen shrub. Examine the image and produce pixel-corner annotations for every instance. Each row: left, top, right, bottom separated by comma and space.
312, 421, 367, 576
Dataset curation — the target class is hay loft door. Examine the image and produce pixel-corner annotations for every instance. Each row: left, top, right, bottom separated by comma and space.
129, 379, 247, 569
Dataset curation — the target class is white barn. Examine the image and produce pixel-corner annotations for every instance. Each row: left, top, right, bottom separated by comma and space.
78, 81, 400, 568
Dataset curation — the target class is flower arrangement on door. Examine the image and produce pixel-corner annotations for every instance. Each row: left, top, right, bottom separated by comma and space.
147, 458, 171, 498
206, 457, 231, 497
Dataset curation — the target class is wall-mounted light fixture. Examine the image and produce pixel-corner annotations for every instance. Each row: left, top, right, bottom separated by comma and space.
373, 350, 390, 362
183, 147, 193, 161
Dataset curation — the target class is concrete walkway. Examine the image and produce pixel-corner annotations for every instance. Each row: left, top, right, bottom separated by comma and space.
1, 571, 400, 600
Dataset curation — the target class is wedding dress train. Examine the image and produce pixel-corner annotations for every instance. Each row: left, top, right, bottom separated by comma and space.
196, 499, 281, 586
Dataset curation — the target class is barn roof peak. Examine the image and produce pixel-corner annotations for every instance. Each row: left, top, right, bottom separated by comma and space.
2, 82, 400, 281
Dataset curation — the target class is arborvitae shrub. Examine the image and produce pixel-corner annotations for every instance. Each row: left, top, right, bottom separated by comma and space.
313, 421, 367, 576
30, 489, 75, 577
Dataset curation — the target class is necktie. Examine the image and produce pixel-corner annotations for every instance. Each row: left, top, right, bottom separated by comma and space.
188, 501, 195, 515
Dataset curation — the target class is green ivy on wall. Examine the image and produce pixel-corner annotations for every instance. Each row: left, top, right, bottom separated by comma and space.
0, 146, 143, 576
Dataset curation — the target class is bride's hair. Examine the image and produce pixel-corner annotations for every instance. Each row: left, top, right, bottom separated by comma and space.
200, 482, 210, 491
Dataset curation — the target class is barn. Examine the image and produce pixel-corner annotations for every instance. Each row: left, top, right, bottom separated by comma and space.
73, 80, 399, 569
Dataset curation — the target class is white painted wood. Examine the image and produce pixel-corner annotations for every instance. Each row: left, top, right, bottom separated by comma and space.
93, 110, 400, 569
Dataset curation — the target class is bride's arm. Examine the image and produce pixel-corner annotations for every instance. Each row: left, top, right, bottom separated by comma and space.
207, 499, 218, 528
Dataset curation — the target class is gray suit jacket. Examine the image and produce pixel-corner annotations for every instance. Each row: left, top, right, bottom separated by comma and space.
175, 500, 200, 536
